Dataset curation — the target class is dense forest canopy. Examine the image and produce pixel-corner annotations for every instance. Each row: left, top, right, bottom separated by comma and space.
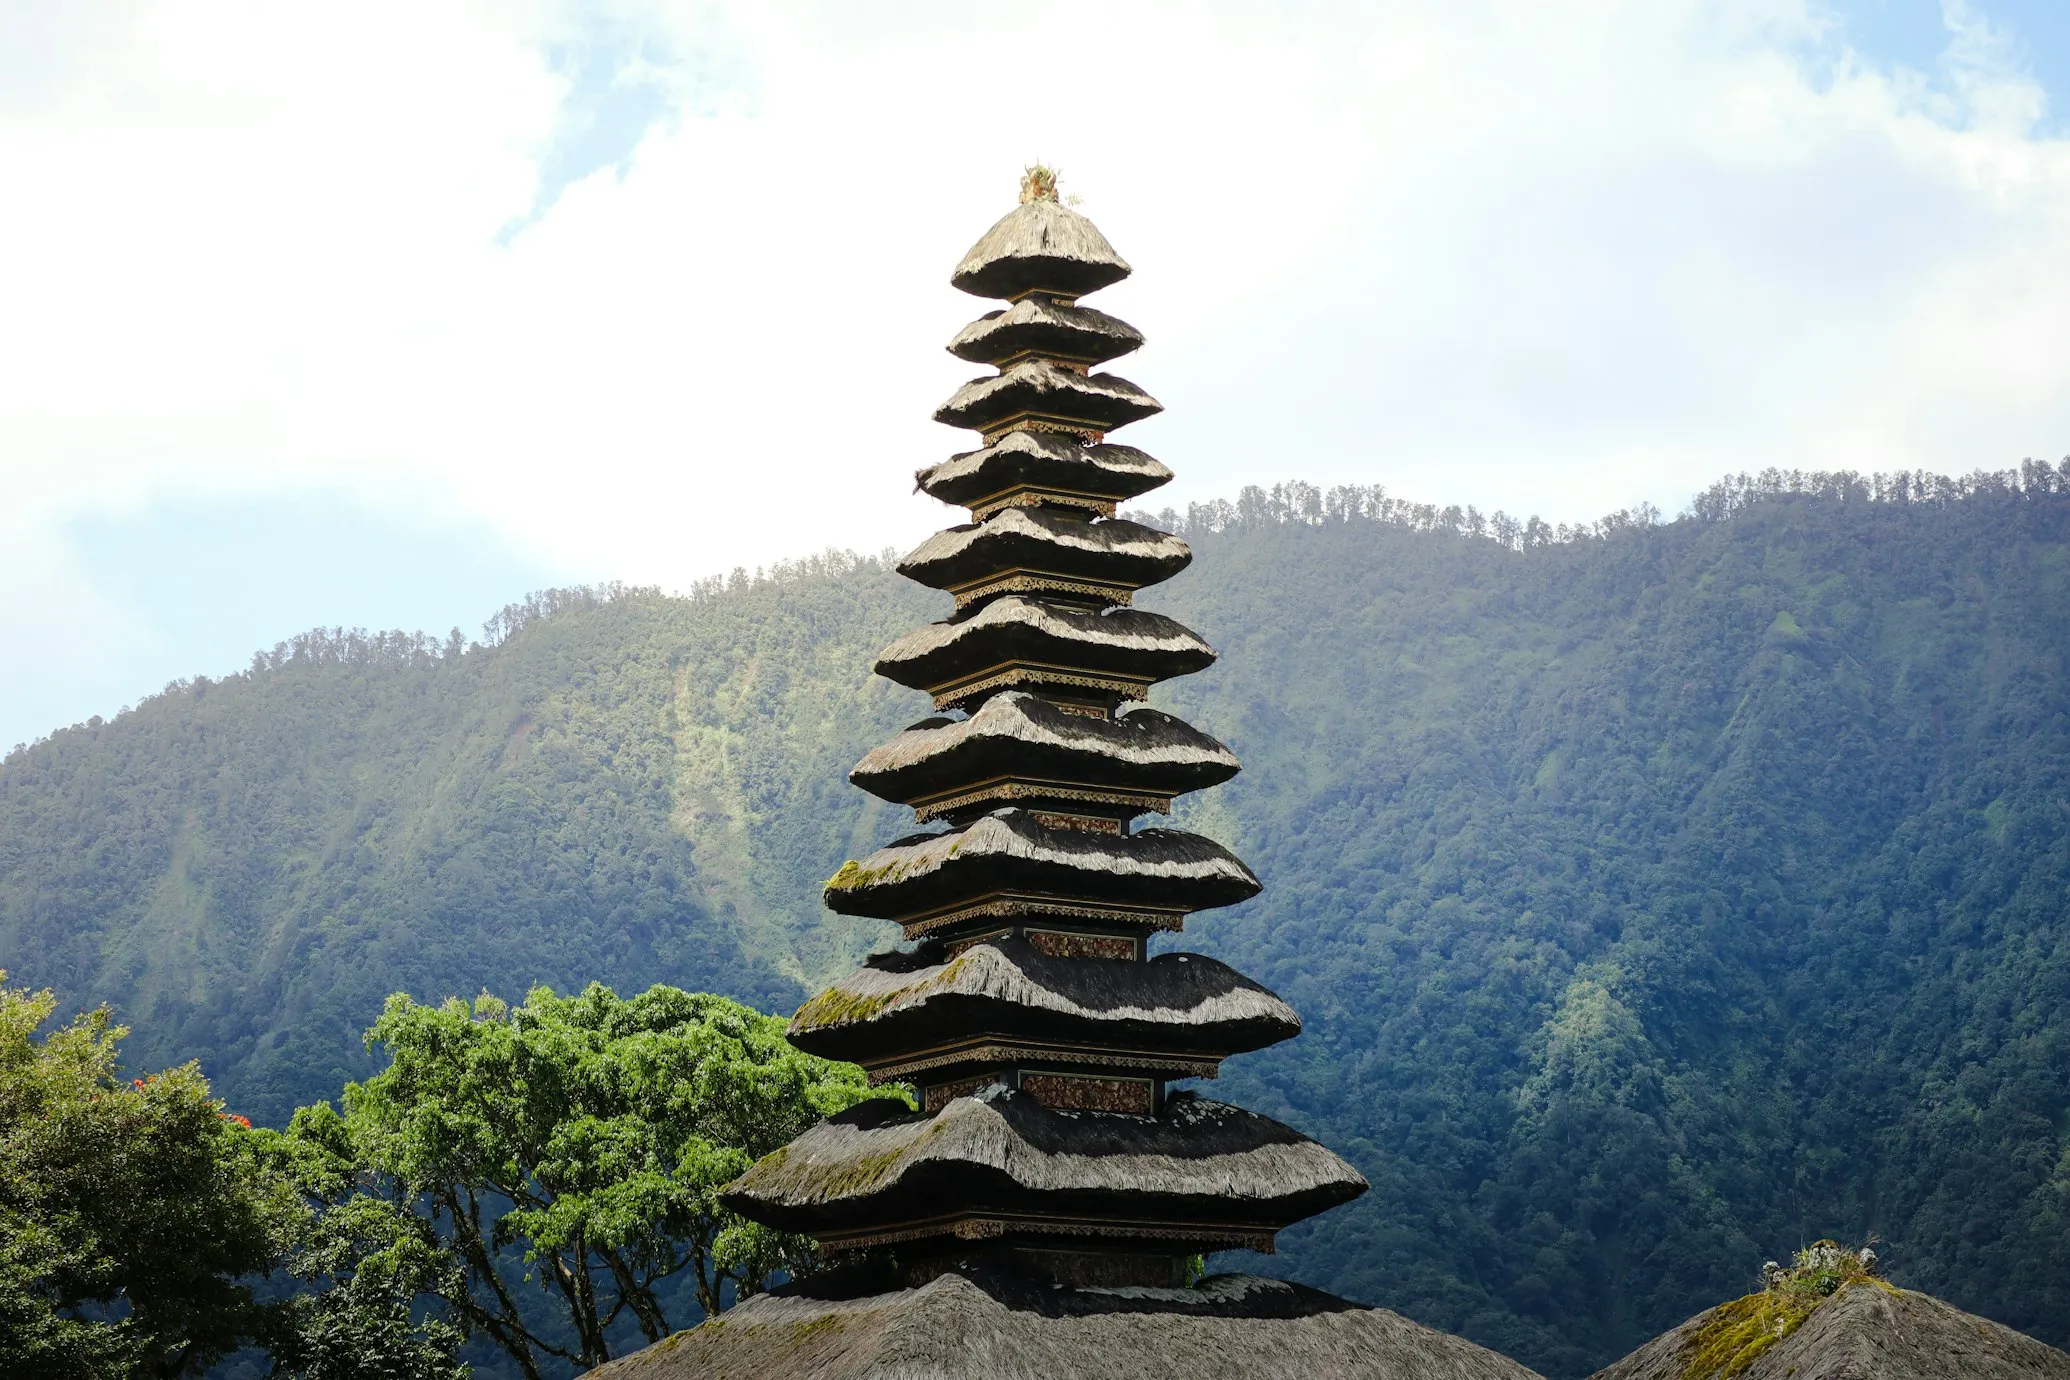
3, 464, 2067, 1378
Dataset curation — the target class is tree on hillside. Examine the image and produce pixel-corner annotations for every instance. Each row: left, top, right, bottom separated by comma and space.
322, 983, 898, 1378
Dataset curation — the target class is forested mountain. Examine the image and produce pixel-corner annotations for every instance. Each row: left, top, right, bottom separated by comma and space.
4, 466, 2068, 1378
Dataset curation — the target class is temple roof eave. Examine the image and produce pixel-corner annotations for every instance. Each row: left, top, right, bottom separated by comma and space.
720, 1090, 1368, 1236
873, 597, 1216, 698
786, 941, 1300, 1060
822, 811, 1262, 921
849, 695, 1239, 807
897, 509, 1192, 595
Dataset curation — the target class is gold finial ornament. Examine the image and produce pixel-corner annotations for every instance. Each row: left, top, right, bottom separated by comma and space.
1020, 164, 1061, 204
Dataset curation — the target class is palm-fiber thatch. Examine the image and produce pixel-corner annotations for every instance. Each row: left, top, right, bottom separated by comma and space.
915, 432, 1172, 510
787, 939, 1298, 1063
1589, 1282, 2070, 1380
585, 1268, 1545, 1380
897, 508, 1191, 596
948, 297, 1143, 366
849, 693, 1238, 807
821, 809, 1260, 921
721, 1087, 1365, 1239
952, 198, 1132, 300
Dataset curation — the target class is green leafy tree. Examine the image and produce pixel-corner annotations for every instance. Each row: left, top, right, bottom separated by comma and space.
328, 983, 895, 1378
258, 1103, 470, 1380
0, 975, 298, 1378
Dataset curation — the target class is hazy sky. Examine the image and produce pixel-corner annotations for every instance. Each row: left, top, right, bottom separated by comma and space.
4, 0, 2069, 750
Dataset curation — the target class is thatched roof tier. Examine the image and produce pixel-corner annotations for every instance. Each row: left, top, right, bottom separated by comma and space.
850, 693, 1238, 815
948, 298, 1144, 367
721, 1088, 1366, 1250
898, 509, 1189, 606
952, 198, 1132, 300
589, 1266, 1545, 1380
788, 938, 1298, 1070
935, 361, 1162, 439
874, 597, 1214, 707
1590, 1280, 2070, 1380
917, 432, 1172, 517
822, 809, 1260, 923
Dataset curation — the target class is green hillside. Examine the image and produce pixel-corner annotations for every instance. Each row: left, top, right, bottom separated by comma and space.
4, 469, 2068, 1377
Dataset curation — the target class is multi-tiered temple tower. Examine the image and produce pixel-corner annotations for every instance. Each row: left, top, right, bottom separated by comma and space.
724, 169, 1367, 1290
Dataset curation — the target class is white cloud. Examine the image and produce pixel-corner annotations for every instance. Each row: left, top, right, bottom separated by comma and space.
2, 0, 2069, 727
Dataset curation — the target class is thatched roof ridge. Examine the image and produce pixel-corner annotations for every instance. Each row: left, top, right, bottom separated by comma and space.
788, 939, 1298, 1057
898, 508, 1190, 596
850, 693, 1237, 805
587, 1268, 1546, 1379
722, 1088, 1366, 1226
1589, 1280, 2070, 1380
935, 361, 1162, 436
952, 199, 1132, 300
948, 298, 1144, 366
823, 809, 1260, 920
874, 597, 1214, 698
917, 432, 1172, 509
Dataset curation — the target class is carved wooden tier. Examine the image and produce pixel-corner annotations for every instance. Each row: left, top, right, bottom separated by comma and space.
850, 691, 1238, 825
875, 597, 1215, 711
722, 1090, 1365, 1256
935, 360, 1163, 441
916, 432, 1172, 520
897, 508, 1190, 609
948, 298, 1144, 368
787, 940, 1299, 1096
823, 810, 1260, 937
723, 172, 1363, 1288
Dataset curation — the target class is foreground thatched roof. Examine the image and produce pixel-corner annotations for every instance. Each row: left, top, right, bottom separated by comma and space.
915, 432, 1173, 511
821, 809, 1260, 922
587, 1268, 1544, 1380
948, 297, 1143, 366
720, 1087, 1365, 1241
935, 361, 1163, 436
952, 198, 1132, 300
873, 597, 1215, 702
897, 508, 1190, 599
787, 938, 1298, 1066
1590, 1281, 2070, 1380
849, 693, 1238, 809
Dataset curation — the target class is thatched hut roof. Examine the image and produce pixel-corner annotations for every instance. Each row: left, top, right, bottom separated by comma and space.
935, 361, 1162, 437
952, 198, 1132, 300
788, 938, 1298, 1066
873, 597, 1214, 703
720, 1087, 1365, 1241
948, 297, 1144, 366
897, 508, 1190, 600
917, 431, 1172, 512
587, 1267, 1546, 1380
822, 809, 1260, 922
1589, 1280, 2070, 1380
849, 692, 1238, 809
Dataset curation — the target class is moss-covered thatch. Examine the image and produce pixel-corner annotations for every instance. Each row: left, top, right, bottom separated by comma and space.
1590, 1272, 2070, 1380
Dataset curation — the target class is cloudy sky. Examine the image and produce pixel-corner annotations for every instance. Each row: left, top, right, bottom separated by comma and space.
4, 0, 2068, 749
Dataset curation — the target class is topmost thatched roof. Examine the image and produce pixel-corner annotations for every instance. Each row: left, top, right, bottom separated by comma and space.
953, 198, 1132, 300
